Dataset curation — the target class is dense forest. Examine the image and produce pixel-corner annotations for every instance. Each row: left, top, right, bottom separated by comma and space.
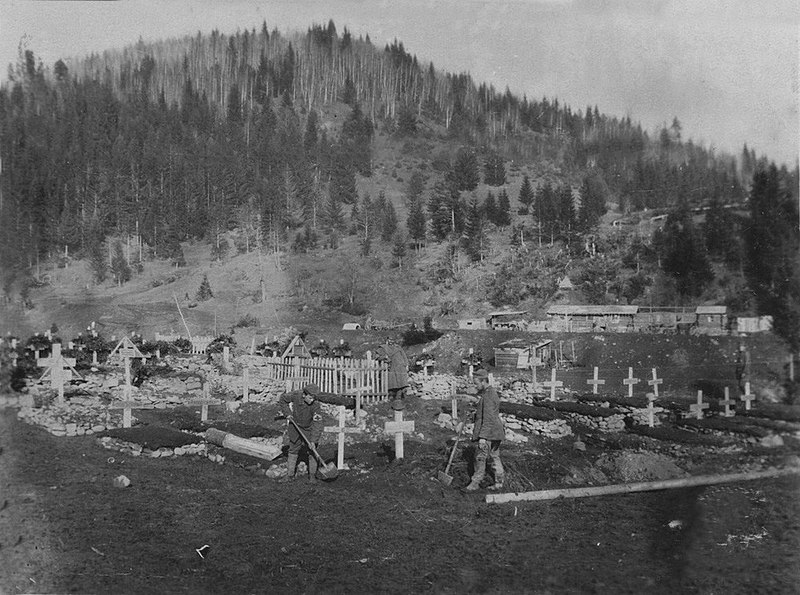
1, 21, 798, 347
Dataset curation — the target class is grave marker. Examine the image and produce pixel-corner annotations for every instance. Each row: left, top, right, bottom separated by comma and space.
720, 386, 735, 417
690, 390, 709, 420
586, 366, 606, 394
92, 351, 98, 366
542, 368, 563, 401
37, 343, 79, 404
740, 382, 755, 411
450, 384, 458, 419
646, 393, 657, 428
108, 401, 154, 428
324, 406, 362, 469
384, 404, 415, 460
223, 345, 230, 367
188, 398, 221, 422
623, 367, 640, 398
109, 337, 145, 399
647, 368, 663, 397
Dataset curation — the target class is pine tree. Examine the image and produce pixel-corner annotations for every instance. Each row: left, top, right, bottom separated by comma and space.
380, 200, 398, 243
196, 273, 214, 301
483, 149, 506, 186
483, 191, 497, 225
392, 232, 408, 269
407, 197, 427, 248
110, 242, 131, 287
461, 197, 486, 261
745, 164, 800, 351
518, 175, 534, 212
653, 205, 713, 296
448, 148, 480, 191
577, 172, 609, 231
496, 189, 512, 227
324, 193, 345, 233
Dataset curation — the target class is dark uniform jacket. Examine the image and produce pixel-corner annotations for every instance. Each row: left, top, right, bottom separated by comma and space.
379, 344, 409, 390
280, 391, 323, 442
472, 385, 505, 441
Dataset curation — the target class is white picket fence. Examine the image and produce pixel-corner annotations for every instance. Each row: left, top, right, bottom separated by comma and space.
263, 356, 390, 401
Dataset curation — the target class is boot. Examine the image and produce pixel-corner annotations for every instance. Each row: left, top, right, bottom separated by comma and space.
308, 456, 318, 483
488, 460, 505, 491
280, 453, 298, 483
465, 461, 485, 492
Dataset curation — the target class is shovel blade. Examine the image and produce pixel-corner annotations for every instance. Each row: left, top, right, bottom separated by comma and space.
317, 463, 339, 481
437, 471, 453, 486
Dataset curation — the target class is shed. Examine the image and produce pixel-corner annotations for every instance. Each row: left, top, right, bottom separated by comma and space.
458, 318, 489, 330
488, 311, 528, 330
546, 305, 638, 332
342, 323, 362, 330
736, 316, 773, 333
695, 306, 727, 334
494, 339, 553, 370
281, 335, 311, 360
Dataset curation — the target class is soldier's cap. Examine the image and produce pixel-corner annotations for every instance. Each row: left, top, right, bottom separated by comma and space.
473, 369, 489, 379
303, 383, 320, 396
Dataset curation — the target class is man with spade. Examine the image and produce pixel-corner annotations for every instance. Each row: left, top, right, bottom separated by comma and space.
464, 369, 505, 492
279, 383, 324, 482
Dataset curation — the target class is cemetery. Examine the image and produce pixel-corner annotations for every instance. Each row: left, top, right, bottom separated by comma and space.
1, 325, 799, 593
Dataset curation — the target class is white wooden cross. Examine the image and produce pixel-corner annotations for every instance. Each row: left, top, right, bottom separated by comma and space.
384, 407, 415, 460
690, 390, 709, 420
646, 393, 657, 427
586, 366, 606, 394
324, 406, 362, 469
623, 367, 640, 398
647, 368, 663, 398
720, 386, 735, 417
450, 384, 458, 419
740, 381, 755, 411
223, 345, 230, 367
542, 368, 563, 401
37, 343, 79, 404
108, 401, 154, 428
92, 350, 98, 366
468, 348, 475, 378
109, 337, 145, 399
188, 398, 221, 422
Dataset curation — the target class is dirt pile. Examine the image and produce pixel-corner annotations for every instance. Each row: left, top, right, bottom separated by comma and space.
596, 450, 688, 482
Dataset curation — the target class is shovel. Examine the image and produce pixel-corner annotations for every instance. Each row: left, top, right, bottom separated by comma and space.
288, 418, 339, 481
438, 422, 465, 486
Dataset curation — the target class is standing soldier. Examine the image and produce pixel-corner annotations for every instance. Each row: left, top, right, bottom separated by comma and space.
735, 340, 751, 394
378, 337, 410, 404
465, 368, 505, 492
279, 383, 324, 482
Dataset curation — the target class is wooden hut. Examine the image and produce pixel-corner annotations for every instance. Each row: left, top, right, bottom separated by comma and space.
546, 305, 638, 332
695, 306, 728, 334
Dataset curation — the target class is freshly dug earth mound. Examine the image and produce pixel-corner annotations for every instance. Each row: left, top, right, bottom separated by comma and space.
596, 450, 688, 482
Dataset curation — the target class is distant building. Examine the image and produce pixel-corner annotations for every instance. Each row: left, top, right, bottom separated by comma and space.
494, 338, 553, 370
342, 323, 362, 330
487, 311, 528, 330
546, 305, 638, 332
458, 318, 489, 330
695, 305, 728, 334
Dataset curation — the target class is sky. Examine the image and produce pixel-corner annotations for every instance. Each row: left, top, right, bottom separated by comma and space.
1, 0, 798, 166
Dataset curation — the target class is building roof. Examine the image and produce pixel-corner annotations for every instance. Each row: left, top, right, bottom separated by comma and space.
696, 305, 727, 315
547, 305, 639, 316
487, 311, 527, 318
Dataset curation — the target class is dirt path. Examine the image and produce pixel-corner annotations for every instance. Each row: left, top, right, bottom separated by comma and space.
1, 408, 799, 593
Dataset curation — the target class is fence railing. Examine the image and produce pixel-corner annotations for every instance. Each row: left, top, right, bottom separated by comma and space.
262, 356, 390, 401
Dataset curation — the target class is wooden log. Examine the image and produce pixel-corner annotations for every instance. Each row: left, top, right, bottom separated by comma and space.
205, 428, 282, 461
486, 466, 800, 504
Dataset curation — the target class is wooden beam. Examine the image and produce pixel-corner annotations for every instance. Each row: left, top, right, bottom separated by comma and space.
486, 466, 800, 504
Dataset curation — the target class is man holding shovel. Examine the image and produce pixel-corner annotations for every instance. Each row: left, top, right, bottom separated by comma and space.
279, 383, 324, 482
464, 369, 505, 492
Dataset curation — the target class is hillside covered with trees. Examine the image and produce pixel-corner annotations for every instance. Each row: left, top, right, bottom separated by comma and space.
1, 21, 798, 348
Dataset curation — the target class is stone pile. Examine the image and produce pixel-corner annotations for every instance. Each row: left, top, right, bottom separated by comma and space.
18, 393, 110, 437
502, 414, 573, 439
564, 411, 627, 432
